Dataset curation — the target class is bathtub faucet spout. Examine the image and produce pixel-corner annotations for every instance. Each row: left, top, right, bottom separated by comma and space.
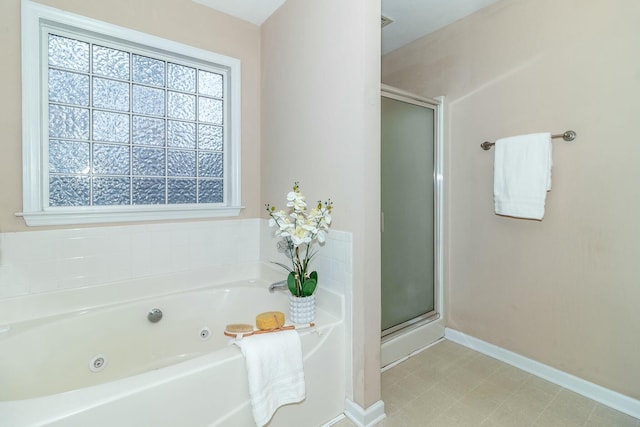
268, 280, 288, 292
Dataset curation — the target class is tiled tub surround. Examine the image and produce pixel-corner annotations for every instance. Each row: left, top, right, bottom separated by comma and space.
0, 219, 353, 299
0, 262, 345, 426
0, 219, 260, 298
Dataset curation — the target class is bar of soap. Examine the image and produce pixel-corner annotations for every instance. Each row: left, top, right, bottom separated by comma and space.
256, 311, 285, 330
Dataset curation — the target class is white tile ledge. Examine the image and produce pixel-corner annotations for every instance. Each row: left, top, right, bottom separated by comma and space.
445, 328, 640, 420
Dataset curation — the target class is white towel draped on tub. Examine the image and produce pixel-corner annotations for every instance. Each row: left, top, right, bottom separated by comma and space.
494, 132, 552, 220
235, 330, 305, 427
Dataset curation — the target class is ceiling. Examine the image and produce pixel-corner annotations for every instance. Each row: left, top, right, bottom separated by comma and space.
381, 0, 498, 54
193, 0, 498, 54
192, 0, 287, 26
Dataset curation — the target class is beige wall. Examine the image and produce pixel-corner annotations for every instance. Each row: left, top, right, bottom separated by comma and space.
0, 0, 261, 232
383, 0, 640, 399
261, 0, 381, 408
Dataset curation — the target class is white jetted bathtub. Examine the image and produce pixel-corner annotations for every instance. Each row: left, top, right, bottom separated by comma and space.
0, 262, 345, 426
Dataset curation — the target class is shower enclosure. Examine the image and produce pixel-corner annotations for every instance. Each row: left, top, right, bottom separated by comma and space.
380, 85, 443, 366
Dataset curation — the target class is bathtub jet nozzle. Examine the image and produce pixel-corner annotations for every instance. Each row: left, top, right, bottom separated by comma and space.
89, 354, 108, 373
147, 308, 163, 323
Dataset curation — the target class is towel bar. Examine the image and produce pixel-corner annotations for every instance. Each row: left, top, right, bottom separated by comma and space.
480, 130, 576, 150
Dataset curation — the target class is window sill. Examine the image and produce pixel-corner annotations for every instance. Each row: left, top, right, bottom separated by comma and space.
16, 205, 244, 226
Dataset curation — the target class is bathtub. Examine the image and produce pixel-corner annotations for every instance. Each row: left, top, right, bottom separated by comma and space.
0, 262, 345, 426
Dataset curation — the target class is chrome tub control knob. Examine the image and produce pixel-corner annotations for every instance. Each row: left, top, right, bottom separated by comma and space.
147, 308, 163, 323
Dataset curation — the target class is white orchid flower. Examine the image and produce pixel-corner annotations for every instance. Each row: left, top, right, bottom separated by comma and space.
290, 226, 312, 245
322, 211, 331, 225
286, 191, 307, 213
301, 218, 318, 231
286, 191, 297, 201
266, 183, 333, 296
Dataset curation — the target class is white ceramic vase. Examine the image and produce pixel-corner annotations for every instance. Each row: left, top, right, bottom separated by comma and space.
288, 294, 316, 324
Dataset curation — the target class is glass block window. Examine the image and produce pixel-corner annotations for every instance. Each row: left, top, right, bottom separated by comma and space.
47, 34, 225, 207
21, 1, 241, 226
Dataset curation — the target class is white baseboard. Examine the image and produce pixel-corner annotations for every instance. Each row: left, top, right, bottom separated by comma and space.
344, 399, 386, 427
445, 328, 640, 419
320, 414, 347, 427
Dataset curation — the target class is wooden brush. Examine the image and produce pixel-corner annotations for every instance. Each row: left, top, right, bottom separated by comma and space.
224, 322, 315, 338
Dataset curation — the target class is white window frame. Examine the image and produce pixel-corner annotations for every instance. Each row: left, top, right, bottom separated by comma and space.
19, 0, 242, 226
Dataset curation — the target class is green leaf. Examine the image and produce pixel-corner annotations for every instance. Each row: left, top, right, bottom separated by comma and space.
287, 271, 297, 295
309, 271, 318, 282
302, 278, 317, 296
271, 261, 292, 272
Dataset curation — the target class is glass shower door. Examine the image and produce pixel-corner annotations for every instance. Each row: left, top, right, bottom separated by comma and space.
381, 94, 436, 334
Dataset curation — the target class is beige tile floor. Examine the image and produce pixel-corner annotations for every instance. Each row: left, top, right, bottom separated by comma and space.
332, 340, 639, 427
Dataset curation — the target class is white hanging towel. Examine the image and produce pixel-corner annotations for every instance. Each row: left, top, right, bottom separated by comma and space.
235, 330, 306, 427
494, 132, 552, 220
